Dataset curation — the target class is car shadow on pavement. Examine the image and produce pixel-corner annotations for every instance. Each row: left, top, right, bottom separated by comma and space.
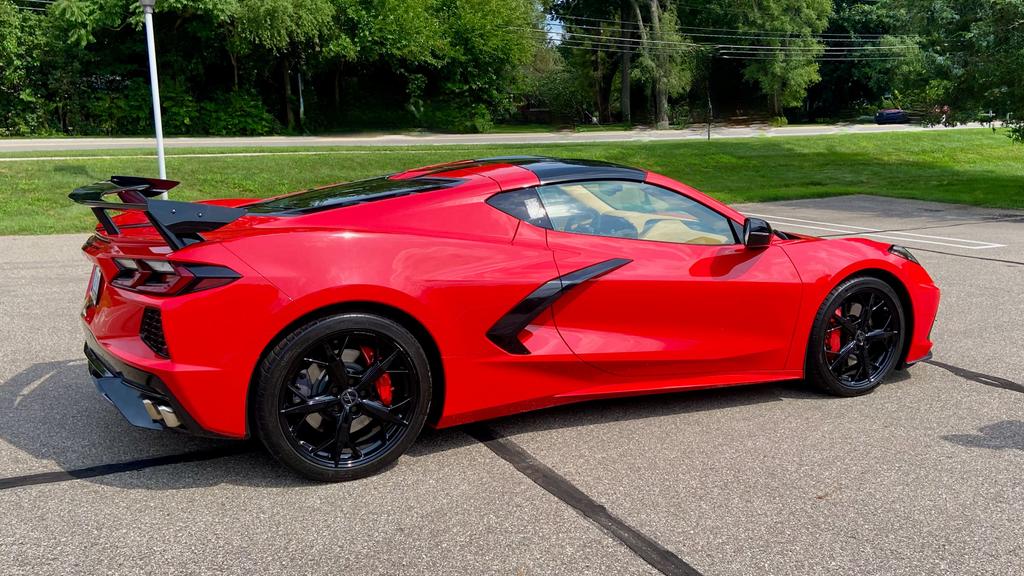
0, 359, 478, 490
0, 359, 910, 490
942, 420, 1024, 452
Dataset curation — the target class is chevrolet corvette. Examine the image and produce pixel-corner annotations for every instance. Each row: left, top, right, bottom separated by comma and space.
73, 157, 939, 481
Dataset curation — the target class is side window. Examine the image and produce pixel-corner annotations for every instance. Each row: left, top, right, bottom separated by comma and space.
534, 180, 737, 245
485, 188, 552, 229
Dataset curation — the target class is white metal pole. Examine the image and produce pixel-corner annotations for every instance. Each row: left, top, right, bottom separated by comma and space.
142, 3, 167, 198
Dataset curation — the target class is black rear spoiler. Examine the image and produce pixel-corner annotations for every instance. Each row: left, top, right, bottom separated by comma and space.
69, 176, 245, 250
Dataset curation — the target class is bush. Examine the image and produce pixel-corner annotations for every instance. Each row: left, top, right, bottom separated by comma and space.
769, 116, 789, 127
421, 100, 493, 133
199, 91, 278, 136
1009, 120, 1023, 143
160, 81, 201, 135
74, 78, 151, 135
670, 103, 691, 128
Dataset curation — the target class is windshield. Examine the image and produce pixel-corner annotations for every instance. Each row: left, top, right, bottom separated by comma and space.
246, 176, 459, 215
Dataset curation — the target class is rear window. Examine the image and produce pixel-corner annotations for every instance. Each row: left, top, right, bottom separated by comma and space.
485, 188, 552, 229
246, 176, 460, 215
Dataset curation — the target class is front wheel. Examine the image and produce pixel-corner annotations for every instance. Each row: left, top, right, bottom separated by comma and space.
253, 313, 432, 481
806, 276, 906, 396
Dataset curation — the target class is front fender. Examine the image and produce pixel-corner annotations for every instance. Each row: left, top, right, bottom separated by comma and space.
781, 238, 938, 372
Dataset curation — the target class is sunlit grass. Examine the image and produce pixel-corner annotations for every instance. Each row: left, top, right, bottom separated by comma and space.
0, 129, 1020, 235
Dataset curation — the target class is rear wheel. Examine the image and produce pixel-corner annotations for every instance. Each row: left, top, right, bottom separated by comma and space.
806, 276, 905, 396
253, 313, 431, 481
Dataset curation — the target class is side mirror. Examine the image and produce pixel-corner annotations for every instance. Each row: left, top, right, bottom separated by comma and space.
743, 217, 773, 249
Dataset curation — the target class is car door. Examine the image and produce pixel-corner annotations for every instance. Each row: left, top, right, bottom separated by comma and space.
536, 179, 804, 380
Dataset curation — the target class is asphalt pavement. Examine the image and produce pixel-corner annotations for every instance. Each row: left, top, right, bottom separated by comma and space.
0, 123, 989, 153
0, 196, 1021, 575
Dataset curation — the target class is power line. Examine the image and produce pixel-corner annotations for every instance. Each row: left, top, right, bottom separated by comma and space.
525, 28, 915, 53
552, 20, 905, 44
552, 39, 909, 61
518, 27, 700, 48
12, 0, 54, 10
553, 13, 902, 39
720, 54, 909, 60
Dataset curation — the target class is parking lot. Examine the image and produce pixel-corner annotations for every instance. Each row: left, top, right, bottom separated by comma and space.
1, 194, 1021, 575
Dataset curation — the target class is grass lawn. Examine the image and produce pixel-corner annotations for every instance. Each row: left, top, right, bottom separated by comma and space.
0, 129, 1020, 235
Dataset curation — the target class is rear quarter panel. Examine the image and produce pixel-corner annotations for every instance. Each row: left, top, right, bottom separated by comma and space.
219, 184, 588, 426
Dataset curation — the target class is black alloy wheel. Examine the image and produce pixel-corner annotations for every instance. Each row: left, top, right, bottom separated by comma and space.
254, 314, 431, 481
807, 276, 906, 396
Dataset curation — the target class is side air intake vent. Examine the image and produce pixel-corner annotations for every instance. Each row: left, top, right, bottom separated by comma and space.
140, 307, 170, 358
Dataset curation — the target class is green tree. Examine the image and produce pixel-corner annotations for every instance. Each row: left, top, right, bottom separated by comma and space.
629, 0, 693, 127
232, 0, 336, 129
733, 0, 832, 116
0, 0, 544, 135
0, 1, 41, 135
888, 0, 1024, 140
427, 0, 539, 130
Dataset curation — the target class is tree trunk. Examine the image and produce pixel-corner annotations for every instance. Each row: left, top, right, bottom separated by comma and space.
620, 2, 632, 124
649, 0, 669, 128
334, 68, 341, 110
282, 58, 294, 130
228, 51, 238, 90
593, 52, 606, 123
706, 57, 713, 140
599, 59, 617, 123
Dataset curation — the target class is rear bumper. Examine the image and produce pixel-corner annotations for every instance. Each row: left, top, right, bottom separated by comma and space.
84, 331, 230, 438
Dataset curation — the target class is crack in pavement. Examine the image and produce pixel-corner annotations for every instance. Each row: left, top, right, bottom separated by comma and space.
466, 425, 704, 576
0, 445, 244, 491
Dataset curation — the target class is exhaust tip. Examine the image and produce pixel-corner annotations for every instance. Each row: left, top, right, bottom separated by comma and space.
157, 405, 181, 428
142, 399, 161, 421
142, 399, 181, 428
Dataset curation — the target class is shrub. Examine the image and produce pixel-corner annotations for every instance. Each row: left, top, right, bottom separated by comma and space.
75, 78, 151, 135
199, 91, 278, 136
421, 100, 493, 133
769, 116, 789, 127
160, 81, 201, 135
670, 103, 691, 128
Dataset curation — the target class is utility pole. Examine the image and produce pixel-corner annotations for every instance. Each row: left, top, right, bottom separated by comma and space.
140, 0, 167, 198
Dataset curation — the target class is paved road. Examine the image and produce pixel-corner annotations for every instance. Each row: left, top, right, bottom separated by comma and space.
0, 123, 989, 153
0, 196, 1021, 575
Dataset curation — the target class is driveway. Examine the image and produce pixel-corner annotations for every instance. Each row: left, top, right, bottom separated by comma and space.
0, 195, 1021, 575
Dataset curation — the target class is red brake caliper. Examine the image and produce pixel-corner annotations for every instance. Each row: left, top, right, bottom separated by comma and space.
827, 308, 843, 354
360, 345, 392, 406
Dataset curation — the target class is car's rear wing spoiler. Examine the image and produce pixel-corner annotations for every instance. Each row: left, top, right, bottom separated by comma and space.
69, 176, 245, 251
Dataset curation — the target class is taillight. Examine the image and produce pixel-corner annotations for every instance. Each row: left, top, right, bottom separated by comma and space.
86, 264, 102, 307
111, 259, 240, 296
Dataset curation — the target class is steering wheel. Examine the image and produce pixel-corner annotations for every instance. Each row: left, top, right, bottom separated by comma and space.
595, 213, 638, 239
562, 208, 600, 235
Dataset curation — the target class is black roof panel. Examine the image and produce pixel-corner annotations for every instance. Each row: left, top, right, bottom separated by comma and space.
473, 156, 646, 185
423, 156, 646, 185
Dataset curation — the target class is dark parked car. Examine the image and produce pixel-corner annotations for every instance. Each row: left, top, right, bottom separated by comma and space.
875, 109, 909, 124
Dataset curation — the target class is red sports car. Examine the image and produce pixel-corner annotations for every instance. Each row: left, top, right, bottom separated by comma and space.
73, 158, 939, 481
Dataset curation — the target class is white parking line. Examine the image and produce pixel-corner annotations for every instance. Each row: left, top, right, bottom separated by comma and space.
746, 213, 1006, 250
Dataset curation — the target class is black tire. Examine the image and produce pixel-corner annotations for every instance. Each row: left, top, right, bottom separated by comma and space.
806, 276, 906, 397
253, 313, 432, 482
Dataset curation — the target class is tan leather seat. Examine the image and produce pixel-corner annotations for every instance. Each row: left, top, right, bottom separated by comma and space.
641, 219, 728, 245
559, 184, 612, 212
549, 183, 728, 245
